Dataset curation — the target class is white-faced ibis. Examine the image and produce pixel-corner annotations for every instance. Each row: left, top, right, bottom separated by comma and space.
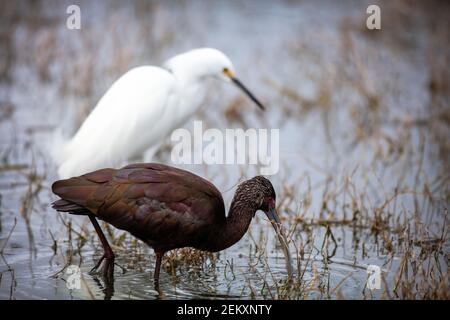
57, 48, 265, 179
51, 163, 293, 289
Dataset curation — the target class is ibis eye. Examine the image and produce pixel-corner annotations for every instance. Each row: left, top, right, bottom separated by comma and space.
223, 67, 228, 73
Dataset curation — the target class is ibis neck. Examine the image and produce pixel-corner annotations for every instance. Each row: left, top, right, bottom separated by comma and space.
210, 198, 257, 252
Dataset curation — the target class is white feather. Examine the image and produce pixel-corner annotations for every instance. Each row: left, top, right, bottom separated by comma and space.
58, 66, 176, 178
57, 48, 236, 178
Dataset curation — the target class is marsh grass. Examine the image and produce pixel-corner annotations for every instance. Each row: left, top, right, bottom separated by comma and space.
0, 0, 448, 300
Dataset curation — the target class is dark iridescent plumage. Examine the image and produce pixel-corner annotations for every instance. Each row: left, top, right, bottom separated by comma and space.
52, 163, 292, 288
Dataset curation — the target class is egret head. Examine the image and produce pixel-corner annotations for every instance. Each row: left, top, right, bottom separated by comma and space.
164, 48, 265, 110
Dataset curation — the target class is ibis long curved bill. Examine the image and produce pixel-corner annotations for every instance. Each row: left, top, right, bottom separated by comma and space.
265, 207, 294, 278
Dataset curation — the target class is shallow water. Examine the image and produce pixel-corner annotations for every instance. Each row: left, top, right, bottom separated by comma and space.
0, 0, 448, 299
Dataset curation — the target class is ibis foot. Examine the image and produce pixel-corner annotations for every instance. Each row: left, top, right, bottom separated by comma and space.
88, 214, 115, 280
90, 254, 115, 273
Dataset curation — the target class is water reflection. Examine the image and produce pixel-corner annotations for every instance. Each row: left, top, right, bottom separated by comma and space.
0, 0, 448, 300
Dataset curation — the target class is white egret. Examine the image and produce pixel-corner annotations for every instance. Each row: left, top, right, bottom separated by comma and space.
57, 48, 265, 178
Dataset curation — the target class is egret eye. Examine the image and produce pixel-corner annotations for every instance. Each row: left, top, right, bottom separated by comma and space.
222, 67, 236, 79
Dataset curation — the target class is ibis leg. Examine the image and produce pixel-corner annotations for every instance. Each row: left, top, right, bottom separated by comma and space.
88, 215, 115, 279
153, 251, 164, 290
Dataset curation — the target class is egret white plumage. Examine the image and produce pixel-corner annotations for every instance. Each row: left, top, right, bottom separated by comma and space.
57, 48, 265, 178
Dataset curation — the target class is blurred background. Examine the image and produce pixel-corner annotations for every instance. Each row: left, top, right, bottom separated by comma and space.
0, 0, 448, 299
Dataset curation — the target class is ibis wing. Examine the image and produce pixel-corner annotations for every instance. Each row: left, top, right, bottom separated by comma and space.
52, 163, 225, 248
51, 168, 116, 212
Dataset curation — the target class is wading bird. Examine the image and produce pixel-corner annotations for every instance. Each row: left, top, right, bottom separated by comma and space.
51, 163, 293, 289
57, 48, 265, 179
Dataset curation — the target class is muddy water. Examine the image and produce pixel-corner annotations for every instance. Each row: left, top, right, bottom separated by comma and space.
0, 1, 448, 299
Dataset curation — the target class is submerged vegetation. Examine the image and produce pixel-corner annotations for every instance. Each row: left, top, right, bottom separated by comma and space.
0, 0, 449, 299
